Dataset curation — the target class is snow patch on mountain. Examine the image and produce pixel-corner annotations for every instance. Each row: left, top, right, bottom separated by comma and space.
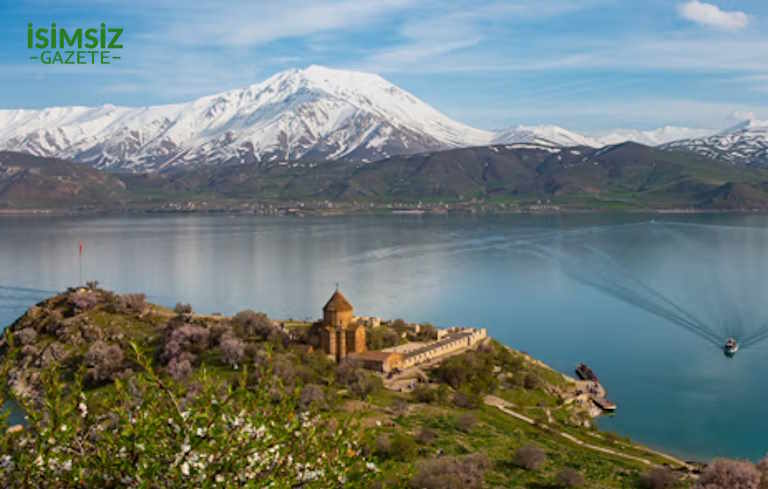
492, 125, 602, 148
596, 126, 716, 146
661, 119, 768, 167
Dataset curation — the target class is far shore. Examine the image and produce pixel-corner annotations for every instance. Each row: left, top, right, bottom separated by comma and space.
2, 205, 767, 218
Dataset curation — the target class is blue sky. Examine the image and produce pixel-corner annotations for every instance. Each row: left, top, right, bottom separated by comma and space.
0, 0, 766, 133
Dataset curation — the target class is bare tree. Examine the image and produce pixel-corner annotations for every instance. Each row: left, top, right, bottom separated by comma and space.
695, 459, 761, 489
641, 468, 678, 489
513, 444, 547, 470
232, 310, 275, 339
409, 454, 490, 489
457, 413, 477, 432
219, 334, 245, 367
557, 468, 585, 488
120, 293, 147, 313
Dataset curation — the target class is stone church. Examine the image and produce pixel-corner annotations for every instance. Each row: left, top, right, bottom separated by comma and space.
320, 289, 366, 362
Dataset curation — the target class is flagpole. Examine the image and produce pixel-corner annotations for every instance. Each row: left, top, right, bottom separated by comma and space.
79, 241, 84, 286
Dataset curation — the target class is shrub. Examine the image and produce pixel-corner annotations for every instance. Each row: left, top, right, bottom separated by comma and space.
232, 310, 274, 339
557, 468, 585, 488
392, 399, 409, 417
336, 364, 382, 399
162, 324, 210, 362
757, 456, 768, 489
299, 384, 326, 410
14, 328, 37, 346
640, 467, 678, 489
523, 372, 542, 390
167, 353, 193, 380
390, 319, 408, 334
389, 432, 418, 461
432, 350, 498, 394
411, 384, 437, 403
300, 350, 336, 382
70, 291, 102, 311
84, 340, 124, 384
120, 293, 147, 313
453, 389, 482, 409
366, 327, 401, 350
273, 354, 298, 387
695, 459, 761, 489
456, 413, 477, 432
219, 334, 245, 367
173, 302, 193, 315
416, 428, 437, 444
409, 453, 490, 489
513, 444, 547, 470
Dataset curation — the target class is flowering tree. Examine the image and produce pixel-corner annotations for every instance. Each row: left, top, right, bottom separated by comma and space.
0, 344, 374, 488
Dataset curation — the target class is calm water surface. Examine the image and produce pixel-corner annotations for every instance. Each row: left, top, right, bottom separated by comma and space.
1, 213, 767, 461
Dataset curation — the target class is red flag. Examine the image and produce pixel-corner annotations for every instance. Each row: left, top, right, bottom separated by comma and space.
79, 241, 84, 256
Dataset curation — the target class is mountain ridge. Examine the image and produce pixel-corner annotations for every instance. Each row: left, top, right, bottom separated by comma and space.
661, 118, 768, 167
4, 142, 768, 212
1, 65, 752, 172
0, 65, 493, 172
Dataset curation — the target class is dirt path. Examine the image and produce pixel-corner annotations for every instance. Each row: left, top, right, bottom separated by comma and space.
484, 395, 693, 471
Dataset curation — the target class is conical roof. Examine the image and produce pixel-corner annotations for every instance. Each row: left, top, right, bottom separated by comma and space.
323, 290, 353, 313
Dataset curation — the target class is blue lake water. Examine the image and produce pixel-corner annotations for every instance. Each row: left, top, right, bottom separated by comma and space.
1, 213, 767, 461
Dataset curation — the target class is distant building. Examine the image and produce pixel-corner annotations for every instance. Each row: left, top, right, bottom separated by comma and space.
347, 351, 403, 373
320, 289, 366, 362
354, 316, 381, 328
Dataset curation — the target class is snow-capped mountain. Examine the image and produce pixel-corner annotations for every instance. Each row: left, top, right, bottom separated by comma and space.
492, 125, 602, 148
661, 119, 768, 167
491, 124, 717, 148
597, 126, 716, 147
0, 65, 493, 172
0, 64, 754, 172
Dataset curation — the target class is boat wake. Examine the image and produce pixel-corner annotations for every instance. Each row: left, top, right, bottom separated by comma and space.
512, 221, 768, 354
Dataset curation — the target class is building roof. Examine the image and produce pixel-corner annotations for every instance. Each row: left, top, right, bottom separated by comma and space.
348, 351, 402, 362
323, 290, 353, 313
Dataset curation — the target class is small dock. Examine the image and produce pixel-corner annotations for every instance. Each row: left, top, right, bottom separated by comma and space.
591, 396, 617, 412
574, 363, 617, 413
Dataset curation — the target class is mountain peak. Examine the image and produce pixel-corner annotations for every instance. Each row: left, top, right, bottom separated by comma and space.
0, 66, 492, 172
493, 125, 602, 148
662, 119, 768, 167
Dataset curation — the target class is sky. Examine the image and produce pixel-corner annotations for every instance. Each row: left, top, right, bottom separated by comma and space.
0, 0, 766, 134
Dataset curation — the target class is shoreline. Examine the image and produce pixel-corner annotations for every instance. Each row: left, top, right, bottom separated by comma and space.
2, 205, 768, 218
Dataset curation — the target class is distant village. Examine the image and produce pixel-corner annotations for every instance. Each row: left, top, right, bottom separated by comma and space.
294, 288, 488, 391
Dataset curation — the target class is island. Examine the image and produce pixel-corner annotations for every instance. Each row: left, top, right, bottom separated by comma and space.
1, 284, 761, 488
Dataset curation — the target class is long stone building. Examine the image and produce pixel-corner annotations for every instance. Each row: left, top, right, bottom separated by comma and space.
383, 327, 488, 369
320, 289, 366, 362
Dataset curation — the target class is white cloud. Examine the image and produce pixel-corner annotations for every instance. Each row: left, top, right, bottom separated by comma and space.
731, 110, 756, 121
158, 0, 415, 47
678, 1, 749, 30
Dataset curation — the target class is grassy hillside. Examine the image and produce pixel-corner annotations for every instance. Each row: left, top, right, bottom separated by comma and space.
0, 287, 697, 488
4, 144, 768, 212
0, 151, 128, 209
340, 143, 768, 209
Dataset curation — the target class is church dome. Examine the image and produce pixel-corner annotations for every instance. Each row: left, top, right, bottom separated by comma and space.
323, 290, 353, 313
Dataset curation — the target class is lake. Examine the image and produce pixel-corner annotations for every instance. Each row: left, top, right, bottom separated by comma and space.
1, 213, 767, 461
